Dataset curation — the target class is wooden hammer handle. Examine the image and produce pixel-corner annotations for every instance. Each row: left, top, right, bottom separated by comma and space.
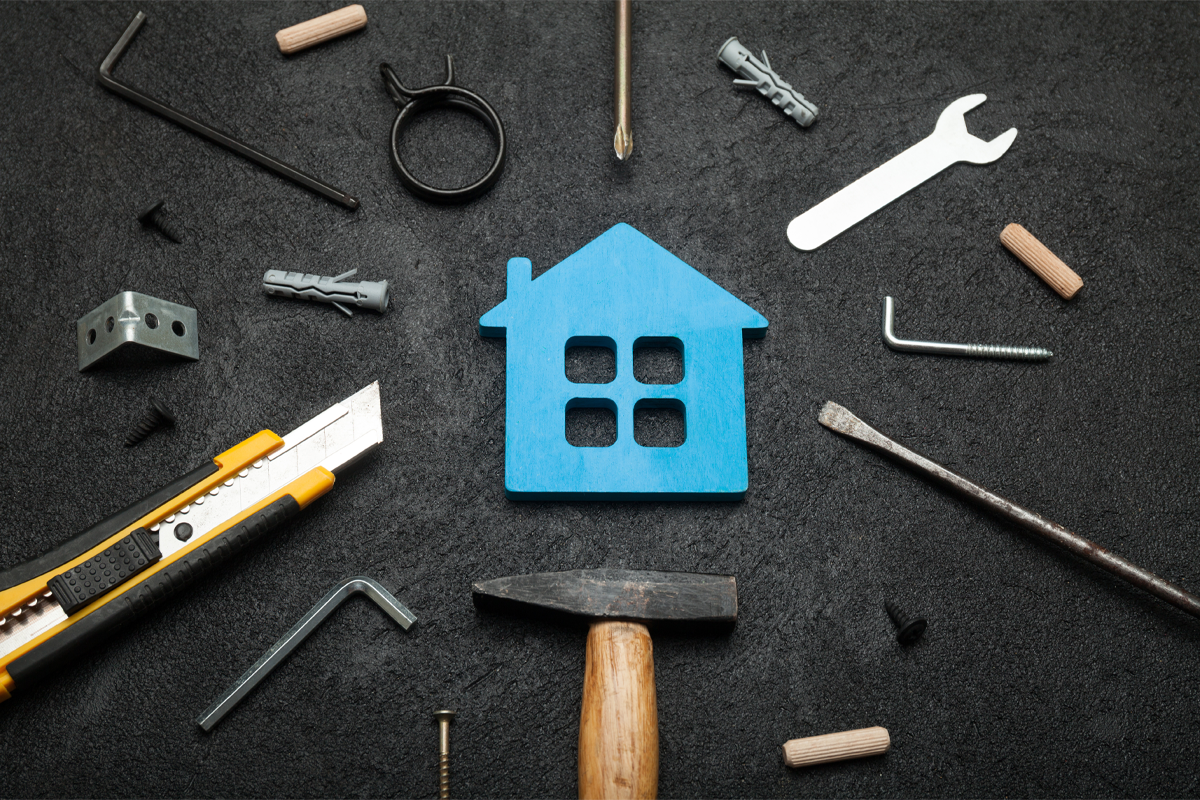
579, 620, 658, 799
1000, 223, 1083, 300
275, 5, 367, 55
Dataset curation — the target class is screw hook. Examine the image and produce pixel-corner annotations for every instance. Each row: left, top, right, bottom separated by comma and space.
882, 296, 1053, 361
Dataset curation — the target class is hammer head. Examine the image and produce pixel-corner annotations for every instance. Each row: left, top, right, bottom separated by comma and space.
472, 569, 737, 625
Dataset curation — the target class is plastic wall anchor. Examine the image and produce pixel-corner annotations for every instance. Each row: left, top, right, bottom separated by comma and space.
262, 269, 390, 317
717, 37, 818, 127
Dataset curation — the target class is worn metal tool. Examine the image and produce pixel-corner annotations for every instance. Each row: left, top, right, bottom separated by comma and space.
818, 402, 1200, 620
98, 12, 359, 210
197, 576, 416, 731
788, 95, 1016, 250
0, 383, 384, 702
883, 296, 1053, 361
613, 0, 633, 160
473, 569, 737, 800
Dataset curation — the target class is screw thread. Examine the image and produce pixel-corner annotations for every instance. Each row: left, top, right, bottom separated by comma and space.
884, 600, 909, 628
963, 343, 1053, 361
151, 211, 184, 243
125, 403, 173, 447
438, 753, 450, 799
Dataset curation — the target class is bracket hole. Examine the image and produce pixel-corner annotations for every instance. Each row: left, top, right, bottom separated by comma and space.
87, 329, 96, 345
172, 320, 186, 337
105, 317, 114, 333
145, 313, 159, 329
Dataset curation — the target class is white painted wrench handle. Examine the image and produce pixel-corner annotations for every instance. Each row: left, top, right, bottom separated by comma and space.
787, 135, 955, 251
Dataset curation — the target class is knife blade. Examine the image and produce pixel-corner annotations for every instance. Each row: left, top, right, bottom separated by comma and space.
0, 382, 382, 702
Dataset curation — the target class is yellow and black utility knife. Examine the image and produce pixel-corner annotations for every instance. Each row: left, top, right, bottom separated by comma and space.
0, 382, 383, 702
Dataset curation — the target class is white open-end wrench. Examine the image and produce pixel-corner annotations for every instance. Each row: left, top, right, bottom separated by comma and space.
787, 94, 1017, 251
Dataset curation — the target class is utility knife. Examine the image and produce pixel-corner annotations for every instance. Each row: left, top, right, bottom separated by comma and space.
0, 382, 383, 702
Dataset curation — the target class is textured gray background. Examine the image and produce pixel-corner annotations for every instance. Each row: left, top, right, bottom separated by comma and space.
1, 1, 1199, 797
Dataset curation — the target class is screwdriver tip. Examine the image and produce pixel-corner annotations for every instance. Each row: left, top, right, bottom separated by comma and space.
817, 401, 851, 431
614, 125, 633, 160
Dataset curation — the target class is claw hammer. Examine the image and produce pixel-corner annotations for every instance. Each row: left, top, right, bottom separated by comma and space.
473, 569, 737, 800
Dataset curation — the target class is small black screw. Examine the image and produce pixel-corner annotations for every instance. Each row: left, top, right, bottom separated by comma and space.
137, 199, 183, 243
126, 398, 176, 447
884, 600, 926, 645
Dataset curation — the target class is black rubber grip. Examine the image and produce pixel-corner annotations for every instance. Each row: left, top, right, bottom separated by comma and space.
0, 462, 218, 592
8, 495, 300, 686
46, 528, 161, 615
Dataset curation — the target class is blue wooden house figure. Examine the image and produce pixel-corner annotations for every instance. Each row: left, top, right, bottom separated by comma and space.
479, 223, 768, 499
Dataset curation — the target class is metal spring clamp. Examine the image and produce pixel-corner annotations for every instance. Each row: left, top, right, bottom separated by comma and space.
379, 56, 506, 204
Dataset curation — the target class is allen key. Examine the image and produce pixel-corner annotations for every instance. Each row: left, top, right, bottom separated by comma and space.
197, 577, 416, 731
98, 11, 360, 210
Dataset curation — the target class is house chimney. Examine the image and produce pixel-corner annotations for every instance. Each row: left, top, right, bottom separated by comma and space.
507, 257, 532, 300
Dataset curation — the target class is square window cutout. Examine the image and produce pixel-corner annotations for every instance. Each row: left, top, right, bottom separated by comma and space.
566, 398, 617, 447
634, 399, 685, 447
633, 337, 683, 385
566, 336, 616, 383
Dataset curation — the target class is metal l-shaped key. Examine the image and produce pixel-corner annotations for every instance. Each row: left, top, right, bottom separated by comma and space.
787, 95, 1017, 251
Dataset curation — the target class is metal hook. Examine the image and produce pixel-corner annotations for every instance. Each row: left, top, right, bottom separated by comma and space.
378, 56, 506, 204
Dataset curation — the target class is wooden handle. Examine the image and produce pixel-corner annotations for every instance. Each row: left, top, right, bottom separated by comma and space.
579, 620, 658, 799
275, 5, 367, 55
782, 726, 891, 768
1000, 223, 1083, 300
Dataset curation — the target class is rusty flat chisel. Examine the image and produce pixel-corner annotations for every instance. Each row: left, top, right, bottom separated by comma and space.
819, 401, 1200, 621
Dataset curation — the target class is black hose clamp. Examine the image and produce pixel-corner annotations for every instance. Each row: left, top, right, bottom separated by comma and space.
379, 57, 506, 204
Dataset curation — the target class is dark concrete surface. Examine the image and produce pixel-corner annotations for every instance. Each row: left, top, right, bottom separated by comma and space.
1, 1, 1198, 797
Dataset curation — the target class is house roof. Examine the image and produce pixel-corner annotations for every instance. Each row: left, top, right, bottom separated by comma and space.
480, 223, 768, 337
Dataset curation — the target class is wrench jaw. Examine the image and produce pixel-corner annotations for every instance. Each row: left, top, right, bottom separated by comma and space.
934, 94, 1019, 164
933, 94, 990, 137
958, 127, 1018, 165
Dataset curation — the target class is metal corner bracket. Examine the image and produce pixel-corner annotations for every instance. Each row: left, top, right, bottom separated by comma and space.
76, 291, 199, 371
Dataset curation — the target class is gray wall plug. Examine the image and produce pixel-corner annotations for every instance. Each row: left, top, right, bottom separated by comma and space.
263, 269, 390, 317
717, 37, 818, 127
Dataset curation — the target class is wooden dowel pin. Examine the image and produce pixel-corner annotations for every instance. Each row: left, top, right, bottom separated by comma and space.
1000, 223, 1083, 300
783, 726, 891, 769
276, 5, 367, 55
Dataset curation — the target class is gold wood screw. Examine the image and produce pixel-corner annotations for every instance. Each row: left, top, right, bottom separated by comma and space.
613, 0, 632, 160
434, 709, 455, 799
